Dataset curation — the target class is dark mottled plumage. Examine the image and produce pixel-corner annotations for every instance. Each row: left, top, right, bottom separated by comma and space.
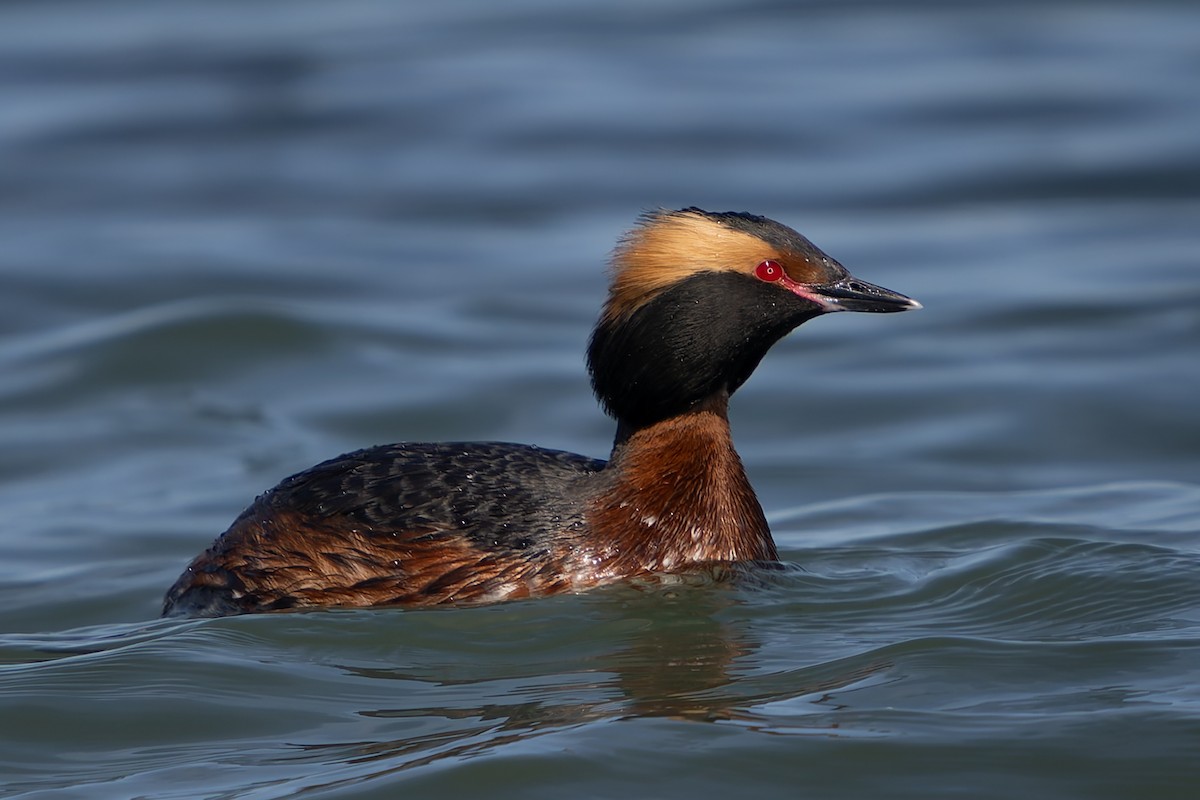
163, 208, 918, 616
271, 442, 604, 549
163, 443, 607, 616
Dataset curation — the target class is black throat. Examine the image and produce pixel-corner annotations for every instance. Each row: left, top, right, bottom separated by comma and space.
587, 271, 820, 435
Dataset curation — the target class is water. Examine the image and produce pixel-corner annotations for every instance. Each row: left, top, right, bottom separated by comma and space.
2, 1, 1198, 797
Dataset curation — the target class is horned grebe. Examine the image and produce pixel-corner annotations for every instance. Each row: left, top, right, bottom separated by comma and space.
163, 208, 919, 616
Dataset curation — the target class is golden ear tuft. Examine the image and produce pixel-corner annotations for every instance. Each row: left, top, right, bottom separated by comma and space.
603, 209, 780, 321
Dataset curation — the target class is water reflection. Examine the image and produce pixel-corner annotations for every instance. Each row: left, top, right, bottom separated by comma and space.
294, 583, 892, 778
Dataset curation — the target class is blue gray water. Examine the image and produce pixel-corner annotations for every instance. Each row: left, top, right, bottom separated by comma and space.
2, 1, 1198, 797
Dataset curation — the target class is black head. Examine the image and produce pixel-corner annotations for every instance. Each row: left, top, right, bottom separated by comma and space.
588, 208, 919, 430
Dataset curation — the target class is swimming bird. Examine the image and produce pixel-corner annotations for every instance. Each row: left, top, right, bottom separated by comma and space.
163, 208, 919, 616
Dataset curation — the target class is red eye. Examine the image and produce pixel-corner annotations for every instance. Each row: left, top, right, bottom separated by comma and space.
755, 260, 784, 282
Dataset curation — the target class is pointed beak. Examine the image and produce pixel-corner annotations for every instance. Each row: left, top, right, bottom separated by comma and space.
807, 275, 921, 314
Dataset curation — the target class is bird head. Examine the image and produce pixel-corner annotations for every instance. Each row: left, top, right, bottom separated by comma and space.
589, 208, 919, 431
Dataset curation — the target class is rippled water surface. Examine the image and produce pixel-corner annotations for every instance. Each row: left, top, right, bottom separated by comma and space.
2, 1, 1199, 798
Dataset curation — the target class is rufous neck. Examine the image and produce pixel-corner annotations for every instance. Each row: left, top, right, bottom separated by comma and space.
593, 394, 777, 569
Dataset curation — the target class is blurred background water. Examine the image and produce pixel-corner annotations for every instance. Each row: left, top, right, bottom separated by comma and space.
1, 1, 1198, 798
